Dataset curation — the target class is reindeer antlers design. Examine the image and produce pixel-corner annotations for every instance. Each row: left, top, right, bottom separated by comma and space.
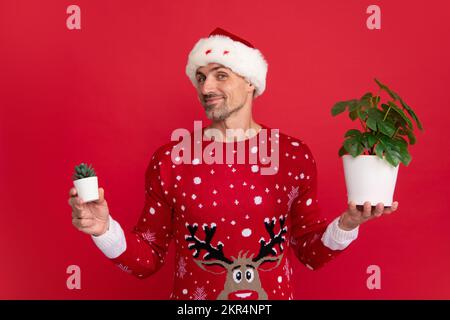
253, 216, 287, 262
185, 215, 287, 264
185, 222, 233, 264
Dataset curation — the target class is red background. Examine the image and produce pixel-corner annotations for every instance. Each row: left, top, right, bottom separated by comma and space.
1, 0, 449, 299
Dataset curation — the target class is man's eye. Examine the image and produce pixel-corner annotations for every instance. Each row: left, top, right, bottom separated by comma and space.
217, 74, 227, 80
197, 77, 205, 83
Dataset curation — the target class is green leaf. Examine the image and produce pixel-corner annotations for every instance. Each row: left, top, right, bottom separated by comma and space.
366, 117, 377, 131
380, 103, 389, 112
387, 101, 413, 130
374, 78, 399, 100
374, 79, 423, 131
344, 137, 364, 157
349, 110, 359, 121
343, 139, 353, 155
368, 107, 384, 120
338, 145, 347, 157
377, 120, 396, 137
385, 150, 401, 167
378, 134, 392, 149
348, 100, 360, 112
371, 95, 380, 107
331, 101, 348, 116
383, 108, 407, 129
358, 109, 368, 121
359, 96, 373, 109
399, 97, 423, 130
387, 147, 403, 159
392, 136, 408, 149
366, 108, 383, 131
400, 150, 412, 166
360, 135, 368, 151
379, 135, 401, 151
375, 143, 385, 160
344, 129, 362, 138
360, 92, 373, 100
399, 128, 416, 145
367, 134, 377, 148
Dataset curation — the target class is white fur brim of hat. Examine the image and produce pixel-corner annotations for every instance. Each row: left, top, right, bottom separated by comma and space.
185, 35, 268, 97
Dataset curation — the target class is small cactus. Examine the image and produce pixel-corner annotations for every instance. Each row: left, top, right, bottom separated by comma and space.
72, 163, 96, 181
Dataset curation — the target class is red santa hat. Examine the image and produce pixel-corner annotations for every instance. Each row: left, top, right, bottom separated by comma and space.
185, 27, 268, 97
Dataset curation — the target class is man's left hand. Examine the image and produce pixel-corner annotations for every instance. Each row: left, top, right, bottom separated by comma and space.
338, 201, 399, 231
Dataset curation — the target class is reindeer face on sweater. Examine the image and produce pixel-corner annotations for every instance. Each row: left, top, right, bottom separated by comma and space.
185, 216, 287, 300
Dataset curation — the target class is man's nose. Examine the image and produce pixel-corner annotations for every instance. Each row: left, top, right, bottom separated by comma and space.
200, 76, 217, 95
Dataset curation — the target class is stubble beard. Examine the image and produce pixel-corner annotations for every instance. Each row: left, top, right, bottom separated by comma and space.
204, 99, 244, 121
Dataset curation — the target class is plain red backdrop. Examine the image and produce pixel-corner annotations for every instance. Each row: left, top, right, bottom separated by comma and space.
1, 0, 449, 299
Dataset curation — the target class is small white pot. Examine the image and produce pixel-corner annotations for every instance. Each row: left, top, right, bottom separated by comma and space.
342, 155, 399, 206
73, 176, 99, 202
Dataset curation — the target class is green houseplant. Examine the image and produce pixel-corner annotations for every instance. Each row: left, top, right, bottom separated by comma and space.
72, 163, 99, 202
331, 78, 423, 206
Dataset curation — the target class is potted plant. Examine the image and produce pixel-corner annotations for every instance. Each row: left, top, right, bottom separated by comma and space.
331, 78, 423, 207
72, 163, 99, 202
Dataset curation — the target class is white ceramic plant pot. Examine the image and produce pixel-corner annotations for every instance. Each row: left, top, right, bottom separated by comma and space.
342, 155, 399, 207
73, 176, 99, 202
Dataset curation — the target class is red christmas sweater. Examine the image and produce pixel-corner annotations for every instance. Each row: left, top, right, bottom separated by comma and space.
92, 124, 357, 300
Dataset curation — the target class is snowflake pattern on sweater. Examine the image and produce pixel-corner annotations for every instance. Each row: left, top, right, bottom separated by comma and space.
109, 124, 351, 300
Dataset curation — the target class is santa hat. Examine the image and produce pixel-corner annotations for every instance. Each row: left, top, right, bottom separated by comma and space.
185, 27, 268, 97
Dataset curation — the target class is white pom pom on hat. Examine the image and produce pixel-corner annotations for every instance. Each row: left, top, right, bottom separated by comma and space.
185, 27, 268, 97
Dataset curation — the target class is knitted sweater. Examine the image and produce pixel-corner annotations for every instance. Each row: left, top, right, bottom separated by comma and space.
92, 124, 358, 300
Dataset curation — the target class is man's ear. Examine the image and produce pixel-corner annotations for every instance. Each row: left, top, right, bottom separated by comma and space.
247, 81, 255, 96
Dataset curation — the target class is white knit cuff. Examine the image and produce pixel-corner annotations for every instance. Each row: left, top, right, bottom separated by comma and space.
321, 216, 359, 250
91, 215, 127, 259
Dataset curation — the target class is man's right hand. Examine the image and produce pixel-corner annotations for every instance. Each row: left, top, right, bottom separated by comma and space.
68, 187, 110, 237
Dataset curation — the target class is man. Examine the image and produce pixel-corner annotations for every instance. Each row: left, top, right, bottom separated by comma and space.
68, 27, 399, 300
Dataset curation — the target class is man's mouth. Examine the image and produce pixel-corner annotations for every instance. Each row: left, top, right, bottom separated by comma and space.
205, 96, 224, 105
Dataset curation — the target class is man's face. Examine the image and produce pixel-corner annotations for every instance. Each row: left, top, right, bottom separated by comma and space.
195, 63, 254, 121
